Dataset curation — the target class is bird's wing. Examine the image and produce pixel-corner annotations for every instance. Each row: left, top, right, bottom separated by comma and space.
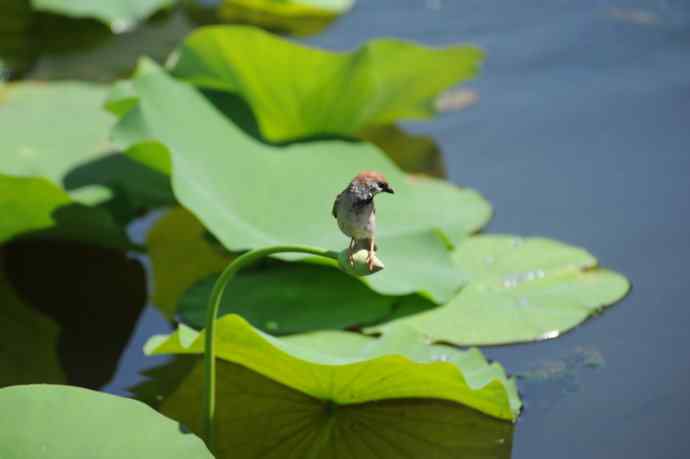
331, 193, 341, 218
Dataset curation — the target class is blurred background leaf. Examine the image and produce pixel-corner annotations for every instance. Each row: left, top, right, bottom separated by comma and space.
0, 81, 174, 224
0, 385, 213, 458
214, 0, 354, 36
0, 174, 131, 248
31, 0, 175, 31
170, 26, 483, 141
0, 82, 115, 186
0, 1, 194, 82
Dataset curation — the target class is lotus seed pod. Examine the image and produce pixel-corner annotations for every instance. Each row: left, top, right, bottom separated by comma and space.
337, 248, 384, 276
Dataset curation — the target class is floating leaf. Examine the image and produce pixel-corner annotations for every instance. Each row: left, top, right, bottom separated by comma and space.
170, 26, 484, 141
145, 314, 521, 420
177, 265, 422, 334
148, 207, 232, 319
0, 385, 212, 458
112, 65, 491, 301
0, 174, 130, 248
30, 12, 194, 83
150, 207, 436, 330
31, 0, 175, 31
0, 82, 114, 187
0, 81, 174, 219
0, 2, 191, 81
372, 235, 631, 345
142, 359, 514, 459
0, 271, 65, 387
215, 0, 354, 36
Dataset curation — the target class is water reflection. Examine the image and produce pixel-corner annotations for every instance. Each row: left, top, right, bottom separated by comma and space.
2, 240, 146, 388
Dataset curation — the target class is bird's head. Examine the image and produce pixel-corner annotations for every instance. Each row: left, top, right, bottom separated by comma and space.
350, 171, 395, 200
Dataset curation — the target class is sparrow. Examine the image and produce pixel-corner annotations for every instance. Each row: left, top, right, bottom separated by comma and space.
332, 171, 394, 271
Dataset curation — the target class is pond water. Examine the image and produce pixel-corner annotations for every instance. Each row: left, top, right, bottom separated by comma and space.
14, 0, 690, 457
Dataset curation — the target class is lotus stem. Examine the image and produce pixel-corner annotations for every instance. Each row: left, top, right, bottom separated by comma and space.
202, 245, 338, 451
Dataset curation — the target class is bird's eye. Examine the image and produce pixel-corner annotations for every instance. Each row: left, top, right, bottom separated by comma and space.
377, 181, 385, 189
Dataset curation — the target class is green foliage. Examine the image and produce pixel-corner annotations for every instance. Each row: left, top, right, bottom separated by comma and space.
0, 12, 635, 454
215, 0, 354, 36
178, 265, 434, 334
111, 62, 491, 301
0, 81, 173, 225
0, 384, 213, 458
0, 82, 115, 188
372, 235, 630, 345
136, 358, 514, 459
149, 207, 435, 331
0, 4, 195, 83
145, 314, 521, 420
170, 26, 484, 141
0, 174, 130, 247
31, 0, 175, 29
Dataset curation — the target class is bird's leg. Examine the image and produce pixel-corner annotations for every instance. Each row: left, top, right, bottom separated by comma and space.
366, 238, 375, 271
348, 238, 355, 266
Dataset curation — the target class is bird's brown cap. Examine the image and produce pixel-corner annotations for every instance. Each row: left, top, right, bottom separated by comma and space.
353, 171, 389, 185
352, 170, 394, 193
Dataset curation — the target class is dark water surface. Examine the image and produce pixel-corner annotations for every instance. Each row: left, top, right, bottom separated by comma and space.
95, 1, 690, 457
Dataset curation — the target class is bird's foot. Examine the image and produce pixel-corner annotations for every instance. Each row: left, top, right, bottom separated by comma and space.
367, 250, 375, 272
347, 248, 355, 267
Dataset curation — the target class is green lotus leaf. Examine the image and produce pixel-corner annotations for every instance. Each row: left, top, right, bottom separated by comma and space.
105, 79, 138, 116
150, 207, 437, 331
108, 63, 449, 178
0, 385, 212, 458
111, 62, 492, 301
1, 5, 193, 83
176, 265, 419, 335
135, 358, 514, 459
169, 26, 484, 141
0, 81, 174, 220
0, 272, 65, 387
144, 314, 521, 421
0, 174, 130, 248
0, 82, 114, 187
214, 0, 354, 37
31, 0, 175, 30
371, 235, 631, 345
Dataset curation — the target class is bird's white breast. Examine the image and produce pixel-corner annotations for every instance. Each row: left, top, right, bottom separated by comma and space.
336, 194, 376, 239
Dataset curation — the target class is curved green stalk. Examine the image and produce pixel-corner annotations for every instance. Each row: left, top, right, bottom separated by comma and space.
203, 245, 338, 451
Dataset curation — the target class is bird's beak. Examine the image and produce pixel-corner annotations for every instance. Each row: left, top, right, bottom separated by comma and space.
383, 185, 395, 194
